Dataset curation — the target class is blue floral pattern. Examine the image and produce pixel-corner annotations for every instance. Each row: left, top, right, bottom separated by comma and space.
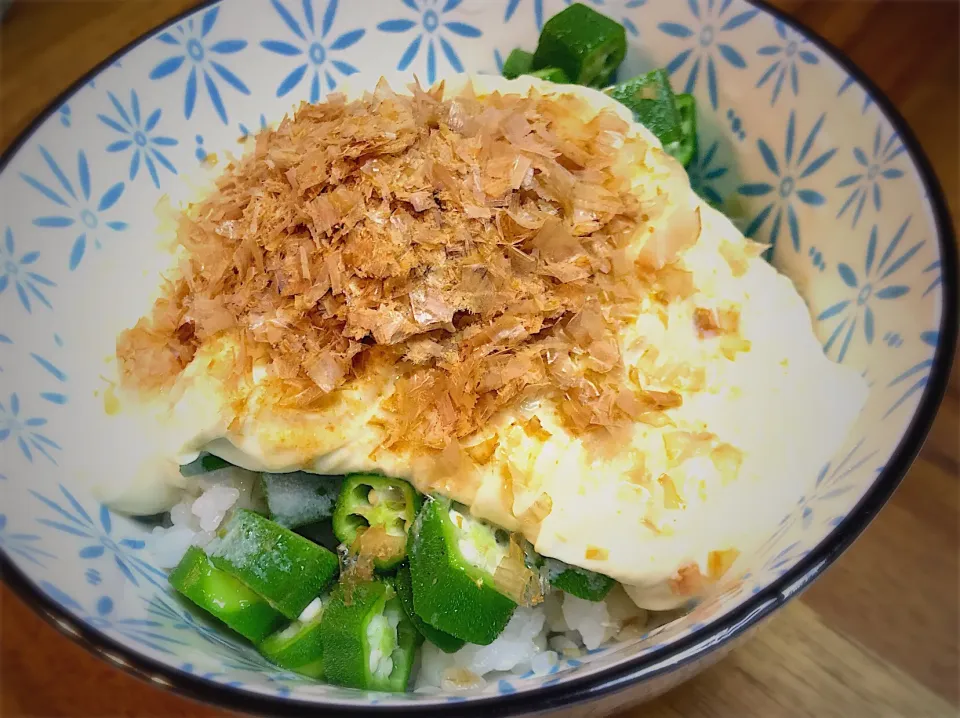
0, 0, 949, 705
738, 111, 835, 253
21, 148, 127, 270
150, 6, 250, 124
99, 91, 178, 188
885, 330, 938, 419
503, 0, 645, 37
378, 0, 482, 85
0, 513, 54, 567
794, 440, 878, 530
147, 594, 243, 652
39, 582, 186, 654
179, 663, 244, 688
503, 0, 546, 31
239, 113, 270, 140
0, 393, 59, 463
32, 484, 166, 587
32, 349, 69, 406
837, 75, 874, 114
755, 20, 818, 105
0, 228, 55, 313
817, 218, 922, 362
687, 139, 728, 207
835, 123, 905, 228
922, 260, 942, 298
261, 0, 364, 102
659, 0, 758, 109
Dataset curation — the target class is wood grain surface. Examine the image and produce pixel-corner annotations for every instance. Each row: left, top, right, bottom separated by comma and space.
1, 1, 957, 716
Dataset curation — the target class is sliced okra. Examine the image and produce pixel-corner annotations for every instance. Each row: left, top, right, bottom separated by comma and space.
532, 3, 627, 87
168, 545, 284, 643
395, 564, 465, 654
544, 557, 616, 601
605, 69, 683, 146
209, 509, 339, 620
321, 579, 420, 692
407, 496, 517, 645
333, 474, 420, 571
179, 453, 232, 477
502, 48, 534, 80
528, 67, 571, 83
259, 596, 327, 678
664, 92, 697, 168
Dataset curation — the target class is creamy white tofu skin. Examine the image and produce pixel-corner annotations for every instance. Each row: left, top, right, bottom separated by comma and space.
102, 76, 867, 610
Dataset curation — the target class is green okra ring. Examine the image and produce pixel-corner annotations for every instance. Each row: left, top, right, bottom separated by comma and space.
168, 545, 285, 644
333, 474, 421, 571
532, 3, 627, 87
407, 496, 517, 646
259, 603, 326, 678
321, 580, 420, 691
209, 509, 339, 620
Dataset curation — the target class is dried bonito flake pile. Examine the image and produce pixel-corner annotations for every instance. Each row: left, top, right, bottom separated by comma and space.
119, 79, 717, 451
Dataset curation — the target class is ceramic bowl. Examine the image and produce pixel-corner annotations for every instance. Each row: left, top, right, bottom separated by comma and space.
0, 0, 955, 715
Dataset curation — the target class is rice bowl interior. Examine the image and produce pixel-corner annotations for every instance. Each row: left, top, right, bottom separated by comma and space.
72, 72, 871, 692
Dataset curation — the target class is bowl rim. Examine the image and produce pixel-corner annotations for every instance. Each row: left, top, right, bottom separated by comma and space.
1, 0, 956, 715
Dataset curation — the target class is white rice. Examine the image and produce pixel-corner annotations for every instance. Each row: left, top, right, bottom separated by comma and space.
415, 586, 648, 691
148, 465, 261, 568
147, 464, 654, 691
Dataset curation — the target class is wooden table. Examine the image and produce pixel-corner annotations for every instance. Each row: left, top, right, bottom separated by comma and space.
1, 1, 957, 716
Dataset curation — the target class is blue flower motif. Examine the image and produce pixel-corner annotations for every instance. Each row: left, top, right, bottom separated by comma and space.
21, 148, 127, 270
179, 663, 244, 688
149, 6, 250, 124
724, 107, 747, 141
98, 91, 178, 189
38, 582, 186, 654
761, 540, 808, 581
58, 104, 71, 127
0, 393, 59, 463
0, 333, 11, 374
147, 594, 240, 652
194, 134, 209, 163
0, 228, 55, 313
378, 0, 483, 86
686, 139, 727, 208
238, 113, 269, 140
792, 440, 877, 530
835, 123, 906, 228
817, 217, 922, 362
85, 568, 102, 585
31, 350, 68, 406
885, 330, 938, 418
837, 74, 874, 114
808, 245, 826, 272
0, 513, 55, 567
218, 651, 310, 695
31, 484, 166, 587
504, 0, 644, 36
504, 0, 546, 32
658, 0, 758, 109
737, 111, 835, 253
922, 259, 941, 298
619, 0, 647, 38
262, 0, 364, 102
755, 19, 818, 105
883, 331, 903, 348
